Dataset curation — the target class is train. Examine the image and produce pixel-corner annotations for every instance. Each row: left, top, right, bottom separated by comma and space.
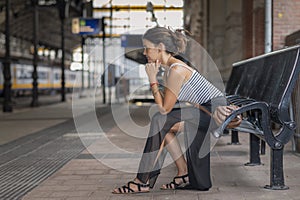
0, 62, 93, 96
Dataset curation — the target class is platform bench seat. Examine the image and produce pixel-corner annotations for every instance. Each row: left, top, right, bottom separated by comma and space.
213, 45, 300, 190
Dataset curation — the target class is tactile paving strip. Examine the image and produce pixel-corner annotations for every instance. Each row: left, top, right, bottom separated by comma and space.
0, 129, 95, 200
0, 111, 105, 200
0, 106, 113, 199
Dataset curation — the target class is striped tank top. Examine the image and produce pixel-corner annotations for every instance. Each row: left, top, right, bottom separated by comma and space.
168, 63, 224, 105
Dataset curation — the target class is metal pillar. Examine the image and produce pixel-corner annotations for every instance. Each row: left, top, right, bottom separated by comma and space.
60, 16, 66, 101
81, 37, 85, 91
265, 0, 272, 53
87, 39, 91, 89
3, 0, 13, 112
61, 17, 66, 102
58, 0, 67, 102
80, 2, 86, 95
102, 17, 106, 104
31, 0, 39, 107
88, 57, 91, 89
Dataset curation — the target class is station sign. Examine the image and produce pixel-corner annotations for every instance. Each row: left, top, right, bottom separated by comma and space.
72, 18, 102, 35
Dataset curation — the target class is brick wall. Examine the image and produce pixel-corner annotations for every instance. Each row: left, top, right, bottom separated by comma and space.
253, 0, 265, 56
242, 0, 300, 55
242, 0, 253, 59
273, 0, 300, 49
242, 0, 265, 58
183, 0, 300, 81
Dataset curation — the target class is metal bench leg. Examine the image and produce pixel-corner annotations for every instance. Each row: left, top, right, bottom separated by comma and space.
264, 147, 289, 190
245, 134, 261, 166
260, 140, 266, 155
227, 130, 241, 145
223, 129, 230, 135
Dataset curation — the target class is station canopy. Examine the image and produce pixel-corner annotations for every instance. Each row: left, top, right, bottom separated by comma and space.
0, 0, 84, 54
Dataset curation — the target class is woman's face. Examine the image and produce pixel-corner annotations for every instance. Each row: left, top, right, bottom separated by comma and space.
142, 39, 160, 63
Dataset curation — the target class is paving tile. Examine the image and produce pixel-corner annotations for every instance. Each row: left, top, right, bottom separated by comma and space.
3, 101, 297, 200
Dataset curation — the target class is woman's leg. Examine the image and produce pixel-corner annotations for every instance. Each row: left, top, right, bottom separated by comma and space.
113, 107, 204, 193
161, 106, 213, 191
164, 122, 187, 176
132, 124, 186, 180
136, 111, 182, 187
113, 110, 182, 193
184, 106, 212, 190
135, 122, 188, 186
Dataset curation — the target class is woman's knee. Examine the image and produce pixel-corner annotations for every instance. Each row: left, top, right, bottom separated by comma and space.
151, 112, 167, 125
169, 122, 184, 134
165, 122, 184, 145
150, 112, 182, 137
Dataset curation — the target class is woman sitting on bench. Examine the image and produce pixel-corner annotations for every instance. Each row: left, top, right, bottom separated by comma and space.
112, 26, 240, 194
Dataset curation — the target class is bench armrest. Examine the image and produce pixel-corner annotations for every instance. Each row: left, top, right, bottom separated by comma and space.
212, 102, 284, 149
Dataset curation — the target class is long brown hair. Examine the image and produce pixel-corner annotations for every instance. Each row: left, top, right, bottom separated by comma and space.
143, 27, 188, 56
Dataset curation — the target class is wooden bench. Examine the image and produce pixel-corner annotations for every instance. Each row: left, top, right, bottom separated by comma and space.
213, 45, 300, 190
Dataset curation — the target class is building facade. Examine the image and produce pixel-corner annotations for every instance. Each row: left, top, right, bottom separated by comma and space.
184, 0, 300, 81
184, 0, 300, 152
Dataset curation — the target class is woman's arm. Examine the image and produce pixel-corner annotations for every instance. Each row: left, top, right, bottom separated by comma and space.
161, 68, 185, 113
146, 61, 185, 114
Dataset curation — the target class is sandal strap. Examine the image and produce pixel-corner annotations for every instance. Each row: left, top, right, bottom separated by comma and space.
114, 181, 149, 194
128, 181, 150, 192
118, 185, 134, 193
173, 174, 188, 184
164, 180, 179, 189
128, 181, 150, 189
161, 174, 189, 190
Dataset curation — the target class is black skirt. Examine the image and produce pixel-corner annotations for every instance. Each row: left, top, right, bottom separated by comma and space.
136, 102, 215, 190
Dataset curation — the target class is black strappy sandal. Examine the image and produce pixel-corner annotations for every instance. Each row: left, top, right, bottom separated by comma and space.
161, 174, 190, 190
112, 181, 150, 194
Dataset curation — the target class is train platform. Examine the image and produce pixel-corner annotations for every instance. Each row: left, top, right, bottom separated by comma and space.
0, 94, 300, 200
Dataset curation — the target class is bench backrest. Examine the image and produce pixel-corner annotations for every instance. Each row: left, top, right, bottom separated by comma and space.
226, 45, 300, 123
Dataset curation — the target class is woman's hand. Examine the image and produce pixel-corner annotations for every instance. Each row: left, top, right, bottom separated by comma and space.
145, 60, 160, 83
212, 105, 242, 127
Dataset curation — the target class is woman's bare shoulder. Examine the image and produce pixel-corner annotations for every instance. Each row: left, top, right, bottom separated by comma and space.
170, 62, 193, 71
